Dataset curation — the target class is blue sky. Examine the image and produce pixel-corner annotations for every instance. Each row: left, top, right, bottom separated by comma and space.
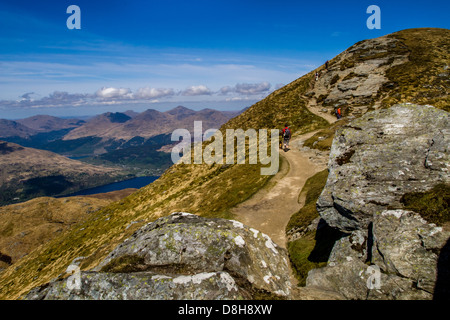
0, 0, 448, 118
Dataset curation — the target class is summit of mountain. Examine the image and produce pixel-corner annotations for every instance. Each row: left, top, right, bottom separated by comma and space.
164, 105, 197, 119
61, 112, 132, 141
224, 28, 449, 134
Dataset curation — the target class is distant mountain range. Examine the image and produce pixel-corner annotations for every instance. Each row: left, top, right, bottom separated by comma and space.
0, 106, 241, 156
63, 106, 240, 141
0, 106, 242, 205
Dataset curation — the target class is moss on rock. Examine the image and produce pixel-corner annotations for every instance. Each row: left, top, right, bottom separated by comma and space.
400, 183, 450, 226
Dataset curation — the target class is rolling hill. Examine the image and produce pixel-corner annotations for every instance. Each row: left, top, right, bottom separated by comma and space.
0, 140, 130, 206
15, 115, 86, 132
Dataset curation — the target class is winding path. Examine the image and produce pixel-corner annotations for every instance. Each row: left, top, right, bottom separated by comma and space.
231, 131, 329, 249
303, 95, 339, 125
231, 75, 337, 249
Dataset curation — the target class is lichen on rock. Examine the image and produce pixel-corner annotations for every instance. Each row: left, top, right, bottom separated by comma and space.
317, 103, 449, 232
25, 212, 292, 300
306, 104, 450, 300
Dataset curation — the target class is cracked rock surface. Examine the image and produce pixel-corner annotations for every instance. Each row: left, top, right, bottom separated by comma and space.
307, 104, 450, 299
317, 103, 449, 231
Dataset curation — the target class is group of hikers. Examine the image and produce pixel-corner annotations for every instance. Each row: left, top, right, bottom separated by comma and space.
279, 60, 343, 151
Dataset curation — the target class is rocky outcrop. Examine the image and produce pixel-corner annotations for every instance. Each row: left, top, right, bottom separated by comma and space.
308, 35, 409, 117
306, 104, 450, 299
317, 103, 449, 231
306, 209, 449, 299
25, 212, 292, 300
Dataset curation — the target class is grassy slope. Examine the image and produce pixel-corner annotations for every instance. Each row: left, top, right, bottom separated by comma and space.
400, 183, 450, 227
382, 28, 450, 110
0, 74, 329, 300
285, 169, 329, 285
223, 70, 329, 134
0, 196, 118, 269
0, 28, 448, 299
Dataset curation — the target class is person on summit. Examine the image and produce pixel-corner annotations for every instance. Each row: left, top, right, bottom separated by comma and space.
282, 123, 291, 151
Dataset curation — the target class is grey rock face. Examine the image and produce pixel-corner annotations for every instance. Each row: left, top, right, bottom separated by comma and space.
307, 104, 450, 300
317, 104, 449, 232
25, 212, 292, 300
372, 210, 449, 294
307, 209, 449, 300
314, 35, 408, 113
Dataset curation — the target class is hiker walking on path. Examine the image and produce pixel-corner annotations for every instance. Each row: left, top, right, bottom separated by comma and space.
315, 71, 319, 81
325, 60, 329, 70
335, 107, 342, 119
282, 124, 291, 151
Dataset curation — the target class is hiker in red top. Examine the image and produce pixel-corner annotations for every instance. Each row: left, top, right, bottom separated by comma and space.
282, 124, 291, 151
335, 107, 342, 119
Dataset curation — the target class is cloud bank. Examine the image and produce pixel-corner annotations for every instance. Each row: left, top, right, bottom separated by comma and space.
0, 81, 281, 111
181, 85, 213, 96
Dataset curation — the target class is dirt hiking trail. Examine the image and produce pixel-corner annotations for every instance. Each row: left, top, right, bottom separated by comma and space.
231, 131, 329, 249
231, 74, 337, 249
303, 95, 338, 125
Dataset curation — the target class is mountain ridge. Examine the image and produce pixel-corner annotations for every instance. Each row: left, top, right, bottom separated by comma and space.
62, 106, 241, 141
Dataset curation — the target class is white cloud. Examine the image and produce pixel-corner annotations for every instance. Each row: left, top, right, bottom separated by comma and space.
0, 80, 275, 113
133, 87, 175, 99
181, 85, 212, 96
219, 82, 272, 96
18, 92, 40, 102
96, 87, 132, 100
225, 96, 253, 102
235, 82, 271, 95
219, 86, 234, 95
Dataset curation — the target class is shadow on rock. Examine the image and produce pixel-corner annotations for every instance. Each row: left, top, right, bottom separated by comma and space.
308, 219, 348, 263
434, 237, 450, 300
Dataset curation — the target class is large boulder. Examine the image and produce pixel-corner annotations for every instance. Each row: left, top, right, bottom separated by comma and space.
317, 104, 449, 232
25, 212, 292, 300
306, 209, 449, 300
307, 104, 450, 299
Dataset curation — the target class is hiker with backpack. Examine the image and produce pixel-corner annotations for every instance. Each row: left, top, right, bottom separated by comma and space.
282, 124, 291, 151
